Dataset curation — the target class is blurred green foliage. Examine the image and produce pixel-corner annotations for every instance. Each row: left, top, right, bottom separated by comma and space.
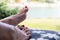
45, 0, 54, 3
0, 1, 19, 19
28, 0, 55, 3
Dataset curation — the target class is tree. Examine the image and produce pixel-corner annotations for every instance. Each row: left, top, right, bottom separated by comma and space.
0, 0, 19, 19
45, 0, 54, 3
14, 0, 21, 3
27, 0, 45, 3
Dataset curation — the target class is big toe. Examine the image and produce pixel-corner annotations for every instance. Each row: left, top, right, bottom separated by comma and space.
18, 6, 28, 14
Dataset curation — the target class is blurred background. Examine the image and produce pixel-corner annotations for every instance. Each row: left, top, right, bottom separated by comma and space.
0, 0, 60, 32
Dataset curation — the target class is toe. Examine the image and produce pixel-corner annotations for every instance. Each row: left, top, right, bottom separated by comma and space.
18, 6, 28, 14
26, 31, 30, 35
25, 34, 31, 40
18, 25, 25, 30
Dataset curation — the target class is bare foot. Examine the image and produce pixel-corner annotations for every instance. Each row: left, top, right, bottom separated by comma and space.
0, 6, 28, 26
18, 25, 31, 40
17, 6, 28, 15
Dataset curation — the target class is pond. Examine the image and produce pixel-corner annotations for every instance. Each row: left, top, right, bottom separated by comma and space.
27, 7, 60, 18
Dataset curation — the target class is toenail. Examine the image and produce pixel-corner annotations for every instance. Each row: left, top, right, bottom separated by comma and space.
21, 25, 25, 27
25, 6, 27, 8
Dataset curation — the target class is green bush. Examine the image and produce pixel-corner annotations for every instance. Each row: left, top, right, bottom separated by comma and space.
0, 1, 19, 19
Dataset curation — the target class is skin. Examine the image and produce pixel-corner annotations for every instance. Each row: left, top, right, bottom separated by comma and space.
0, 6, 31, 40
18, 25, 31, 40
0, 6, 28, 26
0, 22, 29, 40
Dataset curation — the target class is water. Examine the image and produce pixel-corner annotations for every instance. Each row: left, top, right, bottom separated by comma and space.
27, 7, 60, 18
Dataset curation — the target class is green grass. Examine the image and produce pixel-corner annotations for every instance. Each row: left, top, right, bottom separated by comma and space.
19, 18, 60, 32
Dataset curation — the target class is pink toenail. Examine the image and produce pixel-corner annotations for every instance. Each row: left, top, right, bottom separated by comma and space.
25, 6, 27, 8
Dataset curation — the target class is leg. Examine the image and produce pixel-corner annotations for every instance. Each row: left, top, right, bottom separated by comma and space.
0, 22, 30, 40
0, 6, 28, 26
18, 25, 31, 40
